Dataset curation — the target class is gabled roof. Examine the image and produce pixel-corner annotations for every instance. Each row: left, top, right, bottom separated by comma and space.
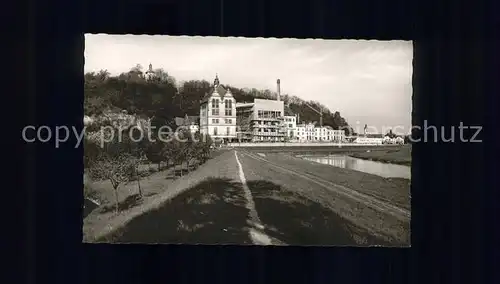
200, 84, 233, 103
213, 84, 227, 97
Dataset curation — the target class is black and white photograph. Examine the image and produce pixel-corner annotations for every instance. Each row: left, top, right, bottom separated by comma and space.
82, 34, 412, 246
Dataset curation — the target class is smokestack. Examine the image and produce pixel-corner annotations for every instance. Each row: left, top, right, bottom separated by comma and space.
277, 79, 281, 101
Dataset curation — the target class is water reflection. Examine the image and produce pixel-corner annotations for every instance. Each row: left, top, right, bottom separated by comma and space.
303, 155, 411, 179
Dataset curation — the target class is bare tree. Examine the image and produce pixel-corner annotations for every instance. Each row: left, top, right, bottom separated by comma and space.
128, 156, 146, 198
161, 142, 175, 170
153, 68, 171, 83
88, 153, 134, 214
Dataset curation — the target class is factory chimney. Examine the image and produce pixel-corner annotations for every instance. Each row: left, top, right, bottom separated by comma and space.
276, 79, 281, 101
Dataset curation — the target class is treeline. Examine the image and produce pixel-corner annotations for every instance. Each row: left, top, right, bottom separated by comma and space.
84, 64, 353, 133
84, 118, 217, 213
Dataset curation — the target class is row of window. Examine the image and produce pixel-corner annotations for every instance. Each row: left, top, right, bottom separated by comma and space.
254, 121, 280, 126
213, 127, 231, 136
212, 118, 233, 124
211, 109, 233, 116
257, 110, 282, 119
211, 98, 233, 116
256, 129, 278, 133
298, 137, 344, 141
211, 99, 233, 108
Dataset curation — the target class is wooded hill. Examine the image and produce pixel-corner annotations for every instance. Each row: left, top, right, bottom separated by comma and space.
84, 65, 354, 134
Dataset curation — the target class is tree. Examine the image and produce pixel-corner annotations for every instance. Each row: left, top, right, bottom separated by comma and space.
96, 69, 110, 82
88, 152, 135, 213
171, 139, 187, 177
153, 68, 176, 85
83, 136, 102, 169
182, 131, 201, 172
198, 134, 213, 163
145, 139, 165, 171
121, 132, 147, 198
160, 141, 175, 169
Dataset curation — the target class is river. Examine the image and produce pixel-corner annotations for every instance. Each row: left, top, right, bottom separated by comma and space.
301, 155, 411, 179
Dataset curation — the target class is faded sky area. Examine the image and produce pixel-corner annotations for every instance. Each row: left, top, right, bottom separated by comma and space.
85, 34, 413, 133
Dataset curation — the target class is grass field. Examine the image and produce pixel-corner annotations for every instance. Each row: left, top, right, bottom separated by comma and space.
94, 148, 410, 245
348, 145, 412, 166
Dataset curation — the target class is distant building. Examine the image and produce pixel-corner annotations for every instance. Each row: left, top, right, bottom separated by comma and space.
354, 136, 383, 144
199, 75, 237, 142
145, 63, 156, 81
283, 115, 298, 141
235, 79, 288, 142
296, 123, 346, 142
296, 123, 316, 142
174, 114, 200, 133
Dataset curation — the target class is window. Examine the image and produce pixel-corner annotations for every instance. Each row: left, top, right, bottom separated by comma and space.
214, 128, 218, 135
226, 127, 230, 135
212, 119, 219, 124
211, 98, 220, 115
225, 119, 232, 124
224, 100, 232, 116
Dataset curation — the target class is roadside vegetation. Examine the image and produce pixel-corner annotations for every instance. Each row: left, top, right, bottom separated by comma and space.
83, 119, 215, 215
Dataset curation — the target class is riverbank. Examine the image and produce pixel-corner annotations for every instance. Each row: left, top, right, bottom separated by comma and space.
237, 150, 410, 245
348, 145, 412, 166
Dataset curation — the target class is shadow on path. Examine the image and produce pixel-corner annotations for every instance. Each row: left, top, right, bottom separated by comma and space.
100, 193, 144, 214
247, 180, 390, 246
100, 178, 252, 244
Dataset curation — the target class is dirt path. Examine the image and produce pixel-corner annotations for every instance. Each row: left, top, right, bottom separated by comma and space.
233, 151, 283, 245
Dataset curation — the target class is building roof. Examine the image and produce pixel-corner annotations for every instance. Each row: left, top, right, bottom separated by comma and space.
200, 75, 234, 103
236, 102, 255, 108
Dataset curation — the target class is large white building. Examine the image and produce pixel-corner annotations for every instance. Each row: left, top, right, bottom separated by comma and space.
199, 75, 237, 142
296, 123, 346, 142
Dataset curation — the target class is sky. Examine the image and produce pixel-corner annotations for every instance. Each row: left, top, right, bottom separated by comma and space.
85, 34, 413, 134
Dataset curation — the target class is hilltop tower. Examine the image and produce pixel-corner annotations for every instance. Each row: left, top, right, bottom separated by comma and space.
145, 63, 155, 81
